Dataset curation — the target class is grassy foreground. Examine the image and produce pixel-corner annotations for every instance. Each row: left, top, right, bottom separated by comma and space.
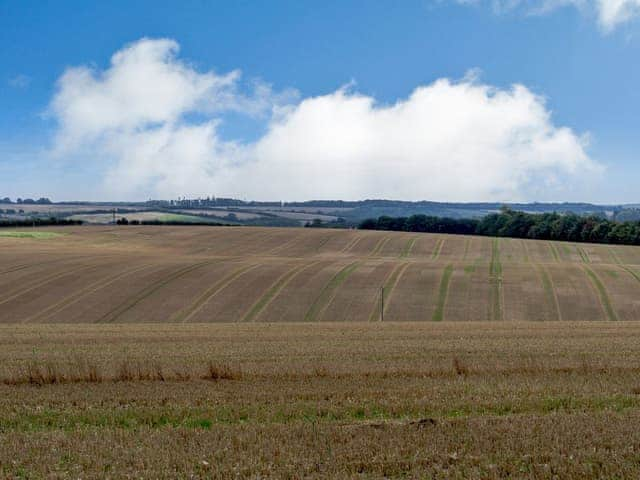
2, 322, 640, 478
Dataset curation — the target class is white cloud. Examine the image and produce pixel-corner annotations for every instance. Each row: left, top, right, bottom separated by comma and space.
50, 38, 600, 202
457, 0, 640, 31
596, 0, 640, 30
50, 38, 286, 152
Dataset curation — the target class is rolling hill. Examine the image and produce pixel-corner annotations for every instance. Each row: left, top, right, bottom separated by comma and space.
1, 225, 640, 323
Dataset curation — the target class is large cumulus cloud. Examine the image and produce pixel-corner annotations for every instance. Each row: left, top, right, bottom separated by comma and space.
50, 38, 600, 201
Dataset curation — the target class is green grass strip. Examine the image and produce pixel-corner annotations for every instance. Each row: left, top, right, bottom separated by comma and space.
521, 240, 530, 263
431, 238, 444, 260
576, 245, 591, 263
583, 266, 618, 321
314, 234, 332, 252
432, 264, 454, 322
548, 242, 560, 262
3, 394, 640, 432
156, 213, 220, 224
0, 231, 63, 239
368, 263, 409, 321
242, 263, 314, 322
608, 247, 623, 265
462, 238, 471, 261
622, 266, 640, 284
400, 238, 416, 258
174, 263, 258, 322
537, 265, 562, 321
489, 238, 503, 321
101, 260, 218, 323
370, 237, 389, 256
304, 262, 359, 322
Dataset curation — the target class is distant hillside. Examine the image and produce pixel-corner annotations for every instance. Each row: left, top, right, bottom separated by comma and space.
0, 197, 632, 226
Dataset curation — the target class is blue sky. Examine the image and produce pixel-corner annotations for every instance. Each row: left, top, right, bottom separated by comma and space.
1, 0, 639, 202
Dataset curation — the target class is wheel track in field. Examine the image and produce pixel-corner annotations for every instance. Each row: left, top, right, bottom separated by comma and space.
99, 259, 221, 323
304, 261, 359, 322
432, 264, 454, 322
266, 231, 306, 255
0, 261, 98, 308
608, 247, 623, 265
489, 238, 503, 321
400, 238, 416, 258
187, 229, 247, 255
369, 237, 390, 257
24, 263, 155, 322
241, 261, 320, 322
313, 233, 335, 253
0, 255, 89, 277
173, 263, 261, 323
521, 240, 531, 263
576, 245, 591, 264
622, 265, 640, 284
0, 263, 37, 276
582, 265, 618, 321
431, 238, 445, 261
462, 238, 471, 262
272, 231, 333, 256
368, 262, 410, 321
340, 235, 364, 254
536, 265, 562, 321
207, 230, 278, 257
548, 242, 561, 262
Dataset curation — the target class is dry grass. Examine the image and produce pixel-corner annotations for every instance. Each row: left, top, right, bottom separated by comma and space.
3, 227, 640, 477
1, 322, 640, 478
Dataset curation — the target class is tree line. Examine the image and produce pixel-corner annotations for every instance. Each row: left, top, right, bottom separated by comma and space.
358, 208, 640, 245
0, 217, 83, 228
0, 197, 52, 204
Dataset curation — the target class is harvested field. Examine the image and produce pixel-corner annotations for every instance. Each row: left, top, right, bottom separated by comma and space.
2, 225, 640, 323
3, 226, 640, 477
2, 322, 640, 478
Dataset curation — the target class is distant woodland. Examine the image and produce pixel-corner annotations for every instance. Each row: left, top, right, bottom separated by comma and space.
359, 208, 640, 245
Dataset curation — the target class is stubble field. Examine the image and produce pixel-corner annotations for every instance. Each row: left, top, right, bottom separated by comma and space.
2, 322, 640, 478
2, 226, 640, 478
